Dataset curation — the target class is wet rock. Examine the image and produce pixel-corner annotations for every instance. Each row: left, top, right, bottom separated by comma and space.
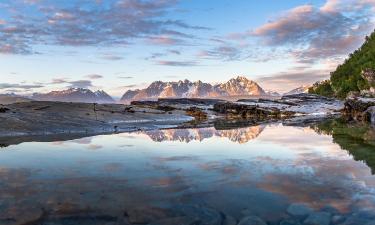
331, 215, 345, 224
213, 102, 294, 120
0, 107, 10, 113
340, 216, 372, 225
147, 216, 198, 225
185, 107, 208, 120
286, 203, 313, 218
238, 216, 267, 225
303, 212, 331, 225
280, 218, 302, 225
0, 207, 44, 225
223, 215, 237, 225
365, 106, 375, 123
126, 207, 172, 224
173, 204, 222, 225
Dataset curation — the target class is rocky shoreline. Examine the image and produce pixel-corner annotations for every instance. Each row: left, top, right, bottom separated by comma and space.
343, 97, 375, 124
0, 94, 346, 139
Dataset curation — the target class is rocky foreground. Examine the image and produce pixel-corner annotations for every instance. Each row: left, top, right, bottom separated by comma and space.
0, 94, 346, 140
343, 97, 375, 124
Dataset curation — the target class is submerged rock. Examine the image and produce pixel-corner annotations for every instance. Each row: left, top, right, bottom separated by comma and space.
303, 211, 331, 225
286, 203, 313, 218
237, 216, 267, 225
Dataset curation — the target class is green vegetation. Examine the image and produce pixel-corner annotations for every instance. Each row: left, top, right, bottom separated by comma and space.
309, 30, 375, 98
308, 80, 334, 97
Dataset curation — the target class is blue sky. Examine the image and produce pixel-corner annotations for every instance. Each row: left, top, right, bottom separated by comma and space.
0, 0, 374, 97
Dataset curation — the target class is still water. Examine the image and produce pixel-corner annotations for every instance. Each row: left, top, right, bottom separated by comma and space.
1, 120, 375, 225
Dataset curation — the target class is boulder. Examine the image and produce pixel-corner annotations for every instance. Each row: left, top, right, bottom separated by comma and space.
286, 203, 313, 218
303, 212, 331, 225
237, 216, 267, 225
343, 98, 375, 123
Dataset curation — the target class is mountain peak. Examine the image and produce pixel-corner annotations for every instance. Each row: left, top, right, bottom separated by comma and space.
120, 76, 267, 102
32, 88, 114, 103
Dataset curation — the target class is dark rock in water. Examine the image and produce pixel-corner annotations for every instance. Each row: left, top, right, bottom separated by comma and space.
222, 214, 237, 225
303, 212, 331, 225
279, 218, 302, 225
126, 207, 173, 224
172, 204, 222, 225
286, 203, 313, 219
185, 107, 208, 120
0, 107, 10, 113
213, 102, 294, 119
0, 207, 44, 225
158, 98, 224, 106
237, 216, 267, 225
147, 216, 199, 225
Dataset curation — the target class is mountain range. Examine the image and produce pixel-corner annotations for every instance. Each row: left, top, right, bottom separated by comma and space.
1, 76, 310, 104
120, 76, 267, 102
31, 88, 115, 103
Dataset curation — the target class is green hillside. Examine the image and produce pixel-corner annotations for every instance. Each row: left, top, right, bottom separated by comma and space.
309, 29, 375, 98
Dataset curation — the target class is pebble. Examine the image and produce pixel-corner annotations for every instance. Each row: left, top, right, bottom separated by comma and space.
286, 203, 313, 218
238, 216, 267, 225
303, 211, 331, 225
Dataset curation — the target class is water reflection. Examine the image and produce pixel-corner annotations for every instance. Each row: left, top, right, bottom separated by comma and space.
0, 120, 375, 224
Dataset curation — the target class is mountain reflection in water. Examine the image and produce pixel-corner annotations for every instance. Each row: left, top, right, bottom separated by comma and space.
0, 119, 375, 225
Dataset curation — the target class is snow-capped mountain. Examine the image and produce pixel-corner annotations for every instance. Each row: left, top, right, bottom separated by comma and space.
120, 76, 267, 102
265, 90, 281, 97
0, 93, 32, 104
32, 88, 115, 103
284, 86, 310, 96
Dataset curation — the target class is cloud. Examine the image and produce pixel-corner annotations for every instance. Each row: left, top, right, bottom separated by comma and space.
146, 35, 185, 45
68, 80, 93, 88
85, 74, 103, 79
156, 60, 198, 67
0, 83, 44, 90
0, 0, 205, 54
118, 76, 134, 79
198, 46, 243, 61
256, 69, 330, 93
100, 53, 124, 61
251, 0, 375, 63
51, 78, 68, 84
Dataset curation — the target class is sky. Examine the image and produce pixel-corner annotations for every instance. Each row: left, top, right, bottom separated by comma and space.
0, 0, 375, 97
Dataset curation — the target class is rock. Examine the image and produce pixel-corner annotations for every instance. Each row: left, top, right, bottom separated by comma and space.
173, 204, 222, 225
147, 216, 198, 225
340, 216, 372, 225
126, 207, 172, 224
362, 68, 375, 87
0, 107, 10, 113
238, 216, 267, 225
0, 207, 44, 225
286, 203, 313, 218
365, 106, 375, 123
223, 215, 237, 225
331, 215, 345, 224
213, 102, 294, 120
280, 219, 302, 225
185, 107, 208, 120
303, 211, 331, 225
343, 98, 375, 123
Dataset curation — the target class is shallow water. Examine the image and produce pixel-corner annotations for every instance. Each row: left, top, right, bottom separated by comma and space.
1, 120, 375, 224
